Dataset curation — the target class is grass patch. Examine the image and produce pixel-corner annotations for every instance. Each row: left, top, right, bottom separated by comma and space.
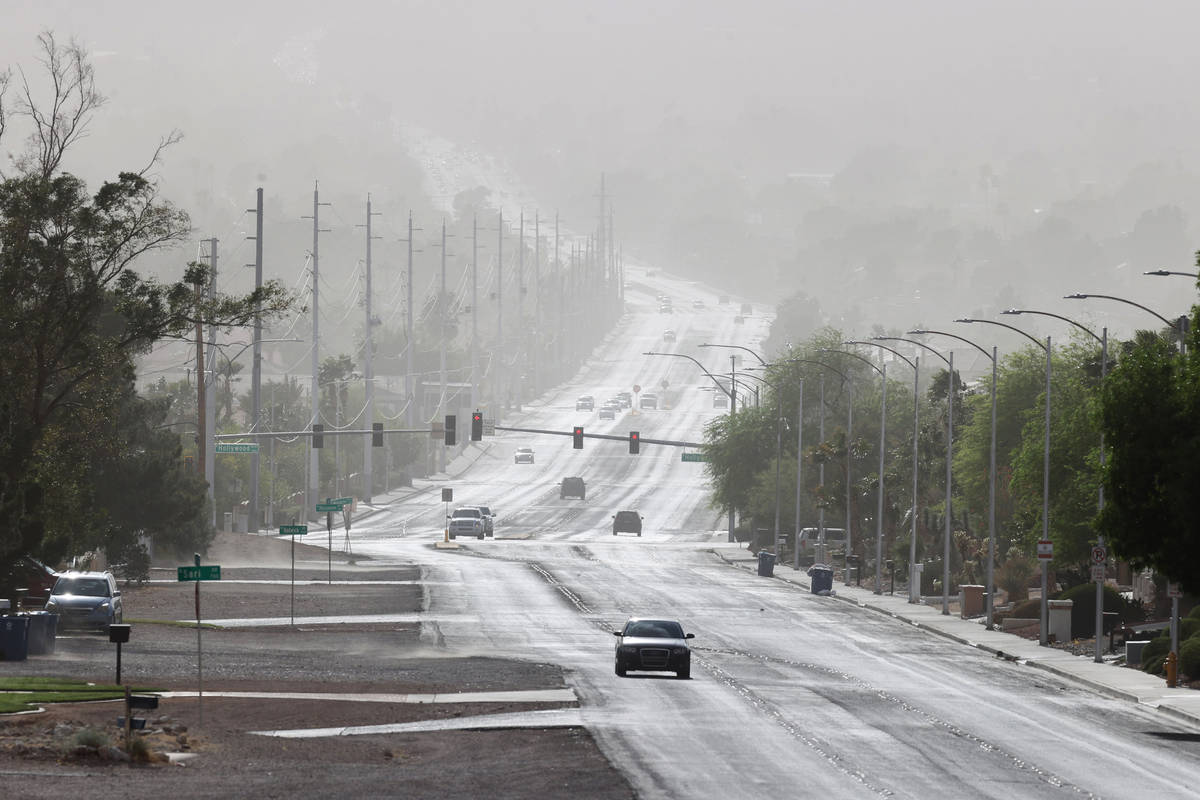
0, 678, 163, 714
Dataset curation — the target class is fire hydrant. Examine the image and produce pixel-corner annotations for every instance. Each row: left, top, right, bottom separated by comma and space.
1166, 651, 1178, 688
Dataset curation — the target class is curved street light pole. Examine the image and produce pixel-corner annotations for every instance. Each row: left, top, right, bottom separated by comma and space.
1005, 309, 1109, 661
823, 348, 888, 594
1143, 269, 1199, 278
852, 340, 920, 600
774, 359, 853, 571
1065, 293, 1185, 355
895, 336, 956, 614
908, 330, 997, 627
958, 318, 1052, 645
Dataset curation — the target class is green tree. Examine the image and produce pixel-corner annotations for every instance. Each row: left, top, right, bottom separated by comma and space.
0, 33, 294, 574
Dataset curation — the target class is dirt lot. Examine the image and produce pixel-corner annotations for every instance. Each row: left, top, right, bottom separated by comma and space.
0, 533, 633, 799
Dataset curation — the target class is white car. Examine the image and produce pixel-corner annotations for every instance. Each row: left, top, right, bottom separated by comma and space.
514, 447, 535, 464
639, 393, 659, 410
448, 507, 485, 540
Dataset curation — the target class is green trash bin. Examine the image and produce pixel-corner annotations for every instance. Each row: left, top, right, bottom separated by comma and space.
0, 616, 29, 661
25, 611, 58, 655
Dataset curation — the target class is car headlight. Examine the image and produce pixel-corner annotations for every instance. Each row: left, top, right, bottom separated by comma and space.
97, 601, 110, 610
45, 600, 58, 610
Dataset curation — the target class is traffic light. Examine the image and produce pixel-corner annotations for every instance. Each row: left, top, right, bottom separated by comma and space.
629, 431, 640, 454
372, 422, 384, 447
573, 426, 584, 449
444, 415, 457, 446
471, 411, 483, 441
312, 423, 324, 449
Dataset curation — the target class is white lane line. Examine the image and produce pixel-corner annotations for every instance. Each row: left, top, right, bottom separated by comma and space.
251, 707, 584, 738
180, 613, 477, 627
159, 689, 577, 704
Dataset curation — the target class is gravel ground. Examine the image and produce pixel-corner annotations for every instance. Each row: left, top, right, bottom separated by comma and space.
0, 533, 633, 799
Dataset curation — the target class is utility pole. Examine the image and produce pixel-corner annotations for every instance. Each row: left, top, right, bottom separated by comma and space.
496, 210, 503, 411
555, 214, 561, 372
362, 195, 381, 503
436, 219, 449, 473
205, 238, 218, 529
471, 213, 479, 413
533, 213, 540, 393
403, 212, 416, 428
302, 182, 330, 520
248, 189, 264, 532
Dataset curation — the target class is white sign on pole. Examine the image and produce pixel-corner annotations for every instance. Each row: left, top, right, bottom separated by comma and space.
1167, 582, 1183, 599
1037, 539, 1054, 560
1091, 565, 1106, 581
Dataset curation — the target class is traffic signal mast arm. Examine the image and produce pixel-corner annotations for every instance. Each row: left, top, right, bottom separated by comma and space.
494, 425, 703, 448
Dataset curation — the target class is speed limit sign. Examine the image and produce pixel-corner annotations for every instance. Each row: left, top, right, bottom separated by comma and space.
1091, 545, 1107, 564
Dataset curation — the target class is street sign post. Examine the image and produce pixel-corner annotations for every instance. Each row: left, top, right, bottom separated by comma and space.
215, 443, 259, 453
279, 525, 308, 536
315, 502, 342, 512
1091, 545, 1107, 564
1091, 565, 1106, 581
1036, 540, 1054, 560
681, 452, 708, 462
176, 565, 221, 581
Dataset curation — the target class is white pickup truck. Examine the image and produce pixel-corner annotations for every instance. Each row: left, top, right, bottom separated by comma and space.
448, 507, 485, 540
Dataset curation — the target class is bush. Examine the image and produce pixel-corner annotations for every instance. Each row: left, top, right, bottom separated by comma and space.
1143, 634, 1172, 663
1144, 653, 1166, 676
1182, 618, 1200, 641
71, 728, 109, 749
1180, 636, 1200, 679
1003, 598, 1042, 621
997, 555, 1036, 603
1053, 583, 1140, 637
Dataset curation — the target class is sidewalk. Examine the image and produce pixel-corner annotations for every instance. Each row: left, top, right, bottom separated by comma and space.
717, 546, 1200, 729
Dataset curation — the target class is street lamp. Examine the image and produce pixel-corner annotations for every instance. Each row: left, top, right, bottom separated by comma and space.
1144, 269, 1199, 278
1065, 292, 1187, 355
958, 317, 1052, 646
854, 340, 920, 603
908, 330, 996, 626
822, 348, 888, 595
769, 359, 853, 572
1004, 309, 1108, 661
644, 350, 737, 542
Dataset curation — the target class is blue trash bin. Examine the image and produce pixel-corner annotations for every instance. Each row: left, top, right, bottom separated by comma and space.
757, 550, 776, 577
25, 611, 58, 655
808, 564, 834, 594
0, 616, 30, 661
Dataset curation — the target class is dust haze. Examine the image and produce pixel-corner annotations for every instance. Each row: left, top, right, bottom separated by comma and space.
4, 0, 1199, 348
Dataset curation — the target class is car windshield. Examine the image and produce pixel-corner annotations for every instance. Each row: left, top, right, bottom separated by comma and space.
54, 577, 109, 597
452, 509, 480, 518
624, 620, 683, 638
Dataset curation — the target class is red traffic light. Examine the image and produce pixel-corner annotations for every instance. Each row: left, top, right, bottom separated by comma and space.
573, 426, 584, 449
629, 431, 640, 454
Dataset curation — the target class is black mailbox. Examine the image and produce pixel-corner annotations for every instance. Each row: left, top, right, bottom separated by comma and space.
108, 624, 131, 643
128, 695, 159, 710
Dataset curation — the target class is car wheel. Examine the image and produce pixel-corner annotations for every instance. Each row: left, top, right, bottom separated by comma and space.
677, 667, 690, 679
449, 533, 456, 540
615, 663, 626, 677
580, 494, 586, 501
612, 528, 617, 535
637, 531, 642, 537
477, 531, 485, 540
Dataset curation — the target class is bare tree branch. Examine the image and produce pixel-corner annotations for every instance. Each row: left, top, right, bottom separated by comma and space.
138, 129, 184, 179
12, 31, 107, 179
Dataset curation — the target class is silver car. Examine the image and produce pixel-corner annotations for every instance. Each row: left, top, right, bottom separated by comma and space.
45, 571, 122, 633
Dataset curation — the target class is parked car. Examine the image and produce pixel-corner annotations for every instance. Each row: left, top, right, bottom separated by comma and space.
560, 476, 586, 500
1, 556, 59, 607
612, 510, 643, 536
471, 505, 495, 536
576, 395, 595, 411
613, 617, 694, 678
514, 447, 535, 464
639, 393, 659, 410
616, 391, 632, 408
447, 507, 486, 540
663, 329, 676, 343
44, 571, 122, 632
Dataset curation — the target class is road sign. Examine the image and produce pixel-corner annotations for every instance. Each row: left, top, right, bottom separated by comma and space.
681, 452, 708, 462
177, 565, 221, 581
1091, 545, 1107, 564
483, 419, 496, 436
1091, 565, 1106, 581
215, 443, 259, 453
279, 525, 308, 536
441, 488, 453, 502
1036, 539, 1053, 560
633, 384, 641, 393
315, 503, 341, 512
1167, 582, 1183, 599
334, 497, 353, 507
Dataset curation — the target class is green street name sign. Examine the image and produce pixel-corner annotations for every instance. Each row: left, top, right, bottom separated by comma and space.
215, 443, 259, 453
334, 497, 354, 507
315, 503, 342, 512
681, 452, 708, 462
279, 525, 308, 536
177, 565, 221, 581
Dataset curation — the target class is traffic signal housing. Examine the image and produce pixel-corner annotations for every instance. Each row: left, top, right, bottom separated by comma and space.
372, 422, 384, 447
312, 423, 324, 449
573, 426, 584, 449
444, 415, 457, 446
471, 411, 483, 441
629, 431, 640, 454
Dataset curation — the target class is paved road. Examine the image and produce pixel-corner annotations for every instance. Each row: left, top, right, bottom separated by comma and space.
305, 270, 1200, 799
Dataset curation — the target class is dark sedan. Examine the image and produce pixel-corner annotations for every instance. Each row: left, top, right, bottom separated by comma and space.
613, 617, 694, 679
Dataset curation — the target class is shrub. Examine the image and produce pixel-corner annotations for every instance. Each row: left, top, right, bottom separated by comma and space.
71, 728, 108, 749
1182, 618, 1200, 641
997, 555, 1036, 603
1180, 637, 1200, 680
127, 735, 152, 762
1143, 653, 1166, 676
1004, 598, 1042, 620
1143, 634, 1172, 663
1053, 583, 1140, 637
